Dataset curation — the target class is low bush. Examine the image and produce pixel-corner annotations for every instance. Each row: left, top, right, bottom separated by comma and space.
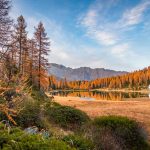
3, 89, 17, 101
0, 124, 75, 150
63, 134, 94, 150
16, 101, 44, 128
30, 88, 49, 101
45, 105, 90, 130
84, 116, 150, 150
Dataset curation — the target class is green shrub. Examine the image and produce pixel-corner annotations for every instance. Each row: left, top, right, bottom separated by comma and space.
3, 89, 17, 101
16, 101, 44, 128
63, 134, 94, 150
51, 102, 62, 107
0, 97, 6, 121
46, 105, 90, 130
0, 94, 5, 104
84, 116, 150, 150
0, 124, 75, 150
30, 88, 49, 101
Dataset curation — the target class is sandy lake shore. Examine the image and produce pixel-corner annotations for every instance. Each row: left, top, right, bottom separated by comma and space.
53, 95, 150, 140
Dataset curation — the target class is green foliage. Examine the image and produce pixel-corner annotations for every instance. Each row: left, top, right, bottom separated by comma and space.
30, 88, 49, 101
23, 78, 50, 102
0, 95, 5, 104
45, 105, 90, 130
63, 134, 94, 150
0, 124, 75, 150
51, 102, 62, 107
84, 116, 150, 150
0, 89, 17, 104
16, 101, 44, 128
3, 89, 17, 101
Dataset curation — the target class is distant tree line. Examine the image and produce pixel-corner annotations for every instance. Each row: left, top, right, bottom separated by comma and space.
0, 0, 50, 90
48, 67, 150, 90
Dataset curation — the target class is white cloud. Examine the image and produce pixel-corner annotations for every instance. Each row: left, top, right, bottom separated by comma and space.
81, 9, 97, 27
78, 2, 116, 46
78, 0, 120, 46
118, 0, 150, 27
92, 31, 118, 46
79, 0, 150, 46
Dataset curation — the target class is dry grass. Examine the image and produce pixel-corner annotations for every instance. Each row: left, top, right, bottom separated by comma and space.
54, 96, 150, 140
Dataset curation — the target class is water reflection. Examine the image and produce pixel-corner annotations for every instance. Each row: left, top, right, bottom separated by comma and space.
50, 91, 149, 101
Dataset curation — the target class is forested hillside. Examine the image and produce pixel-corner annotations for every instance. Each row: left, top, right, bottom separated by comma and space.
48, 66, 150, 90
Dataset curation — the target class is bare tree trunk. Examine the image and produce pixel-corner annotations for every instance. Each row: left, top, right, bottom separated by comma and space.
19, 33, 22, 73
38, 34, 41, 90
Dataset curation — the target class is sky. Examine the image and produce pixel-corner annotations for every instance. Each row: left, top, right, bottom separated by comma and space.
10, 0, 150, 71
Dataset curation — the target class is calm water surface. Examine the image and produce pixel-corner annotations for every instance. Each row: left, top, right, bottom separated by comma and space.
50, 91, 150, 101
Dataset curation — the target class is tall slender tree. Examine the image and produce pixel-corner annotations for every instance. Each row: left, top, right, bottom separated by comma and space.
25, 39, 37, 87
13, 15, 27, 74
34, 22, 50, 90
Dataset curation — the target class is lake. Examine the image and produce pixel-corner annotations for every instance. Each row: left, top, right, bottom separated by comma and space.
50, 90, 150, 101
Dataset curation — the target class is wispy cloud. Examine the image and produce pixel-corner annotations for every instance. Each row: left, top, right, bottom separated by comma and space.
118, 0, 150, 28
78, 0, 119, 46
91, 31, 118, 46
111, 43, 129, 57
80, 9, 97, 27
79, 0, 119, 46
78, 0, 150, 49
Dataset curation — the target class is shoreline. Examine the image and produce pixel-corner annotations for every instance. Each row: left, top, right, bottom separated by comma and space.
49, 88, 150, 94
52, 95, 150, 102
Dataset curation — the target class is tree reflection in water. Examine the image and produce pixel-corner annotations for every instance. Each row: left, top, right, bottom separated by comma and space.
51, 91, 149, 101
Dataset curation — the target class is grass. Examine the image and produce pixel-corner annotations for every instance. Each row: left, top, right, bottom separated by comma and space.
83, 116, 150, 150
63, 134, 94, 150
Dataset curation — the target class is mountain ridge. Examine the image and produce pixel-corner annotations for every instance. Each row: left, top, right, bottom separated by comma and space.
48, 63, 128, 81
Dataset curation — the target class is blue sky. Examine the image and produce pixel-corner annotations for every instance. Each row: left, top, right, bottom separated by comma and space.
11, 0, 150, 71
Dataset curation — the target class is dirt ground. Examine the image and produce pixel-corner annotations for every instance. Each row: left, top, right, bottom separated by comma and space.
54, 96, 150, 140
